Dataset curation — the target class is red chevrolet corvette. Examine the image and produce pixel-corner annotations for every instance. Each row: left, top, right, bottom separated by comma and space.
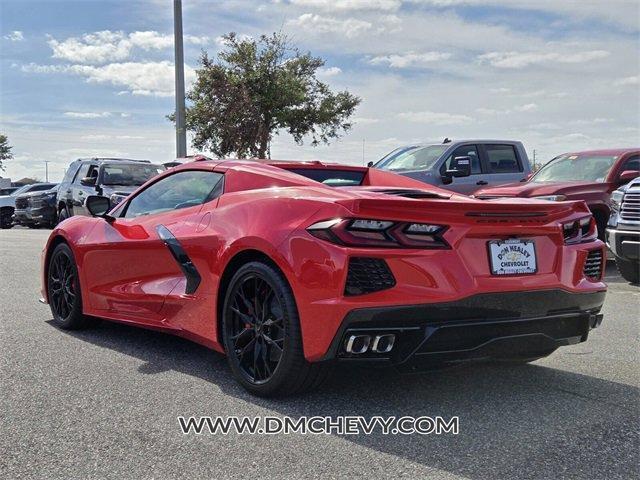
41, 158, 607, 396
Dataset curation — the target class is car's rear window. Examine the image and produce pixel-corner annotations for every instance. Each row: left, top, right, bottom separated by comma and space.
289, 168, 365, 186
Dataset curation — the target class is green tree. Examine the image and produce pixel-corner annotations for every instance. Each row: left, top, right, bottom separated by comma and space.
179, 32, 361, 159
0, 134, 13, 171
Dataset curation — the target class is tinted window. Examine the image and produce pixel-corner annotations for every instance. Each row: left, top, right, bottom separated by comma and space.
101, 163, 164, 187
124, 171, 223, 218
289, 168, 365, 186
486, 145, 521, 173
442, 145, 481, 174
620, 154, 640, 172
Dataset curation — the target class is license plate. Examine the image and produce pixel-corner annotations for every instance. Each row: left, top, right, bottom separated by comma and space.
488, 239, 537, 275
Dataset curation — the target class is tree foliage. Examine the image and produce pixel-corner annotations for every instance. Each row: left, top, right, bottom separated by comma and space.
0, 134, 13, 171
180, 32, 361, 158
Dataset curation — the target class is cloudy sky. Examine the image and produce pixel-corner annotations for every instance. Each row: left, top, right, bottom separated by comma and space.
1, 0, 639, 182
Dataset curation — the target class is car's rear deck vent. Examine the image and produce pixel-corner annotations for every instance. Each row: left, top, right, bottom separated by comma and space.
583, 249, 603, 280
345, 257, 396, 296
372, 188, 448, 199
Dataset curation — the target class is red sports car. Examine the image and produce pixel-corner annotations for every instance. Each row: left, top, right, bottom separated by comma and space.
41, 158, 607, 396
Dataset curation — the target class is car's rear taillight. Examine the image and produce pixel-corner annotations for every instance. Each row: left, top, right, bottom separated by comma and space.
562, 216, 597, 244
307, 218, 449, 248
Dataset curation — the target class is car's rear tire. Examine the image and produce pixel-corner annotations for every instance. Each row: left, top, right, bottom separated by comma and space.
47, 243, 99, 330
222, 261, 330, 397
57, 206, 70, 224
0, 207, 14, 229
615, 256, 639, 284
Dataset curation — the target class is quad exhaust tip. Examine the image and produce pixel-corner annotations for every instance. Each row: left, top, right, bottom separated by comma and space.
344, 334, 396, 354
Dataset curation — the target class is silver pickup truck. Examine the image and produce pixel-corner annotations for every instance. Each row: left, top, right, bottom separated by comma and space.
373, 139, 532, 194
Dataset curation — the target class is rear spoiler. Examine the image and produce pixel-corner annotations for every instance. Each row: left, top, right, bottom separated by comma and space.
335, 197, 591, 223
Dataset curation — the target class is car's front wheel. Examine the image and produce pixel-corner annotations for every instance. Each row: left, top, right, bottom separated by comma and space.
222, 261, 330, 397
47, 243, 99, 329
615, 256, 639, 284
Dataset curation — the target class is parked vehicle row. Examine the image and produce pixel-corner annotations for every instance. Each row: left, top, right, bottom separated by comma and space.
0, 182, 57, 229
4, 147, 639, 287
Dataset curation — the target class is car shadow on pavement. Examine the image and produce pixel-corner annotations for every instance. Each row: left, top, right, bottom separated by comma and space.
604, 260, 637, 286
47, 318, 639, 480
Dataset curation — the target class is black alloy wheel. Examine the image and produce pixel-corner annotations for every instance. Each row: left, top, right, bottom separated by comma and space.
49, 247, 77, 320
222, 261, 330, 397
227, 273, 285, 384
47, 243, 98, 329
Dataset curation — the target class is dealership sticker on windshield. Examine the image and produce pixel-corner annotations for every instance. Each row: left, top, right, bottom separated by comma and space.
488, 239, 537, 275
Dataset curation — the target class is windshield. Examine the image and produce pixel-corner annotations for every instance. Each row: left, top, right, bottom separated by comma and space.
8, 185, 31, 196
101, 164, 165, 186
532, 154, 617, 183
378, 145, 448, 172
376, 146, 420, 168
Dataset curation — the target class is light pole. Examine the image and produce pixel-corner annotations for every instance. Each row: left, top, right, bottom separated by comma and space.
174, 0, 187, 158
44, 161, 49, 182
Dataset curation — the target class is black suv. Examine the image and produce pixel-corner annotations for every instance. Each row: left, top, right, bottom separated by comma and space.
56, 158, 164, 222
606, 178, 640, 283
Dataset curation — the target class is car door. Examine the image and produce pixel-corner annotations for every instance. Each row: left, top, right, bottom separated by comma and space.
478, 144, 526, 189
71, 164, 99, 216
438, 144, 485, 194
80, 169, 224, 324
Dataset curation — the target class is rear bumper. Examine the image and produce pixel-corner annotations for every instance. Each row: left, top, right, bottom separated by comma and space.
606, 227, 640, 261
321, 289, 605, 369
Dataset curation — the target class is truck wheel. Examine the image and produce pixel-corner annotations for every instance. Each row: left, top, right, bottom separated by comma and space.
57, 206, 70, 224
0, 208, 14, 229
615, 257, 639, 284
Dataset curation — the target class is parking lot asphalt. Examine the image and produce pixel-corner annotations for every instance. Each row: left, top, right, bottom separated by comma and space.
1, 228, 638, 479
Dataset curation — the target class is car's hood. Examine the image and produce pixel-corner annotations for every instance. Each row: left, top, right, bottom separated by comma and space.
18, 189, 57, 199
475, 181, 608, 198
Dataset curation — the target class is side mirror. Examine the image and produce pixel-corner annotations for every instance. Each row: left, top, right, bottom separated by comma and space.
618, 170, 639, 184
85, 195, 113, 221
367, 161, 374, 168
80, 176, 97, 186
445, 156, 472, 178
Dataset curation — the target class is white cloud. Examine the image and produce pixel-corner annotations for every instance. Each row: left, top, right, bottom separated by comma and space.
317, 66, 342, 77
369, 51, 451, 68
290, 0, 400, 10
397, 111, 473, 125
69, 61, 195, 97
515, 103, 538, 112
46, 30, 211, 64
476, 103, 538, 115
287, 14, 373, 38
614, 76, 639, 87
478, 50, 610, 69
22, 61, 195, 97
64, 111, 112, 119
3, 31, 24, 42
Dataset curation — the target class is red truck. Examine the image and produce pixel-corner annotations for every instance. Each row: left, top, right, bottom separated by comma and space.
475, 148, 640, 238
